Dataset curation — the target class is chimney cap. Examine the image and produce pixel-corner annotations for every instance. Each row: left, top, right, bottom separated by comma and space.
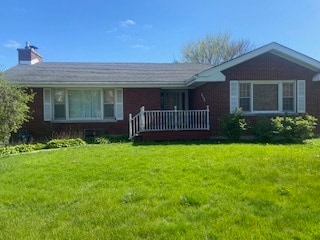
25, 41, 38, 50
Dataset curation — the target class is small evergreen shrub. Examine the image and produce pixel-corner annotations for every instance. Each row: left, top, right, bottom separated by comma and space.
271, 114, 317, 142
253, 117, 274, 142
46, 138, 86, 149
221, 109, 247, 142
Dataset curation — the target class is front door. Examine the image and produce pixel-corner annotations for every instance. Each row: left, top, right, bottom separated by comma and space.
161, 90, 188, 110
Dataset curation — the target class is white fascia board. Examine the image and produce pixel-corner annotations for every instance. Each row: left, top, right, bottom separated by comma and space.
187, 71, 226, 86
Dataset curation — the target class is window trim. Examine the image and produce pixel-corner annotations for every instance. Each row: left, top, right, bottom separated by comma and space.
51, 88, 119, 122
238, 80, 297, 114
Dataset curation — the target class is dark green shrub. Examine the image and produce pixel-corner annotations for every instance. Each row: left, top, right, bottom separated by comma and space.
253, 117, 274, 142
221, 109, 247, 142
46, 138, 86, 149
271, 114, 317, 142
107, 135, 129, 143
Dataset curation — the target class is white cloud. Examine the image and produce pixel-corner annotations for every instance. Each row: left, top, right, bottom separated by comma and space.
4, 40, 21, 48
131, 44, 150, 50
120, 19, 136, 27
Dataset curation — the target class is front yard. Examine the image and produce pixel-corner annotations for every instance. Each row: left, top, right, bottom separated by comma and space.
0, 140, 319, 239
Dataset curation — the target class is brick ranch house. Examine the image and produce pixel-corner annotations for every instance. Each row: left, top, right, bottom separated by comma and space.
5, 42, 320, 141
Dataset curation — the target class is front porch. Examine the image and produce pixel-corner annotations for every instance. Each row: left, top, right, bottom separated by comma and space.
129, 106, 210, 140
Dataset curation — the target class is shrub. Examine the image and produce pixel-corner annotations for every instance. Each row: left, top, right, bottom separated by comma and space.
46, 138, 86, 149
271, 114, 317, 142
85, 136, 110, 144
253, 117, 274, 142
107, 135, 129, 143
0, 143, 47, 157
85, 135, 129, 144
221, 109, 247, 142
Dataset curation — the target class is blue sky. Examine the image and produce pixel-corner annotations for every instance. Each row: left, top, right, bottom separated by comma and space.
1, 0, 320, 69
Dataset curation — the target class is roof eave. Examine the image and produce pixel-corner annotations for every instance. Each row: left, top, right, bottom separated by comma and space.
11, 81, 189, 89
187, 72, 226, 87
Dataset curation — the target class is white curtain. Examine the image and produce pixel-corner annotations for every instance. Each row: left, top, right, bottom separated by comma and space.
68, 90, 101, 119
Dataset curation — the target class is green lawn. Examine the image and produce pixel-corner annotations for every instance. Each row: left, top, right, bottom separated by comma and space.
0, 140, 320, 239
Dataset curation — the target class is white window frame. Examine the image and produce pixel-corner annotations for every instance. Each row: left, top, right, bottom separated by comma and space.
50, 88, 121, 122
238, 80, 297, 114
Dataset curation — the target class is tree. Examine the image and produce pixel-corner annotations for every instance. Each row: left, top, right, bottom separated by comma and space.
0, 72, 34, 145
181, 32, 255, 65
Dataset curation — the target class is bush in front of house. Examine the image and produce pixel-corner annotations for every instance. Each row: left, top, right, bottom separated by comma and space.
221, 109, 247, 142
0, 143, 46, 157
45, 138, 86, 149
84, 136, 110, 144
253, 117, 275, 142
85, 135, 129, 144
271, 114, 317, 143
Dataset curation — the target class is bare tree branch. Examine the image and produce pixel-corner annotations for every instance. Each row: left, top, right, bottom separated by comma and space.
181, 32, 255, 65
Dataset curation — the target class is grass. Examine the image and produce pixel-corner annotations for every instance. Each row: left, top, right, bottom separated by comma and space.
0, 140, 320, 239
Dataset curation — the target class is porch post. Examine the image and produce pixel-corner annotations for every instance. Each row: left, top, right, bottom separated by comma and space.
139, 106, 145, 132
129, 113, 133, 139
174, 106, 178, 130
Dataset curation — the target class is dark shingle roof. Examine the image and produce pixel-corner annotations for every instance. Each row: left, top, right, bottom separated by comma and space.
5, 62, 212, 87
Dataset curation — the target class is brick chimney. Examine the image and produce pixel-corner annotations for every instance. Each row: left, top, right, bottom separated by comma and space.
17, 41, 42, 65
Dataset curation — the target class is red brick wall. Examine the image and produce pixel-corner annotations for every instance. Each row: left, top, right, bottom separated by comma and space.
222, 53, 316, 80
140, 130, 210, 141
22, 88, 161, 139
190, 53, 320, 136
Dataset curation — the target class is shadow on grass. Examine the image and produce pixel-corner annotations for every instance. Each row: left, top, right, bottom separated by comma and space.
131, 138, 312, 146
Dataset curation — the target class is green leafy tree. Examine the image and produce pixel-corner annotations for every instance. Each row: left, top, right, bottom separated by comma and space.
0, 72, 34, 145
181, 32, 255, 65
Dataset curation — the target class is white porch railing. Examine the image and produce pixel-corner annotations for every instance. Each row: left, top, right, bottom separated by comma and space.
129, 106, 210, 139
